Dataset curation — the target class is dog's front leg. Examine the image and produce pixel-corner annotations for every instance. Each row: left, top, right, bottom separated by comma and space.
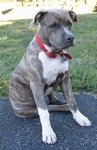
30, 79, 57, 144
60, 71, 91, 127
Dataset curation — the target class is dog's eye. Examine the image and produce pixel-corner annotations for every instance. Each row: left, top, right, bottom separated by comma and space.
66, 21, 72, 30
67, 21, 72, 27
50, 23, 59, 28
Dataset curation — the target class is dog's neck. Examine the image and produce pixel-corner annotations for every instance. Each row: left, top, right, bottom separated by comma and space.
35, 34, 72, 60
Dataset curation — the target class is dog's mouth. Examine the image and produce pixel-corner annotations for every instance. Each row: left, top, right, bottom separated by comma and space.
61, 44, 74, 50
51, 38, 75, 52
52, 43, 74, 53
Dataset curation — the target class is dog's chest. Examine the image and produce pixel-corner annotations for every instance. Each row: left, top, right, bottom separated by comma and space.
38, 52, 69, 85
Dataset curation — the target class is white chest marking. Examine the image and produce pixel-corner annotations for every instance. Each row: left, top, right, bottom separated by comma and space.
38, 51, 69, 85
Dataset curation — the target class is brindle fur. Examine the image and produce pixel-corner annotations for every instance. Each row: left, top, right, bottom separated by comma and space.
9, 9, 77, 118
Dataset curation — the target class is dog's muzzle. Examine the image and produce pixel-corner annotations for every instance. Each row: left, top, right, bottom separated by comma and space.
66, 34, 74, 46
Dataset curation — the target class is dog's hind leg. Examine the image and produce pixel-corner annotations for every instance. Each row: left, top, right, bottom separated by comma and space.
48, 92, 66, 105
13, 105, 38, 118
48, 103, 69, 112
9, 82, 39, 119
48, 92, 70, 111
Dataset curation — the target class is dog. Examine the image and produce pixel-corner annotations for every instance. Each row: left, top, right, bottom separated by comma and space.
9, 9, 91, 144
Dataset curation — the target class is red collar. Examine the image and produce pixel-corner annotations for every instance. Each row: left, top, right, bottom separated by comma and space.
35, 34, 72, 60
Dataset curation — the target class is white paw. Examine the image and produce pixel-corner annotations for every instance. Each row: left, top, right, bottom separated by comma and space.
38, 108, 57, 144
42, 128, 57, 144
72, 110, 92, 127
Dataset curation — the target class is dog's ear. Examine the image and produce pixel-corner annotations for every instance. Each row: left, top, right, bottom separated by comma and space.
29, 10, 48, 28
69, 11, 77, 22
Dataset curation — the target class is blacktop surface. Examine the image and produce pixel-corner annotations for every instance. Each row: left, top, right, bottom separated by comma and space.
0, 93, 97, 150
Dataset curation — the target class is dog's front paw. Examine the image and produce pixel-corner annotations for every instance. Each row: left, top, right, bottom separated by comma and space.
72, 110, 91, 127
42, 128, 57, 144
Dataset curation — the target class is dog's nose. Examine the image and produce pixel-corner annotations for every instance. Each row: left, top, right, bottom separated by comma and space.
67, 35, 74, 43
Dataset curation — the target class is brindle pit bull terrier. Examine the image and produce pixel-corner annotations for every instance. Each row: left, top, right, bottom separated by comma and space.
9, 9, 91, 144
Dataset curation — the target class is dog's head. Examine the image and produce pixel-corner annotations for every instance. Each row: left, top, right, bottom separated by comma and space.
29, 9, 77, 52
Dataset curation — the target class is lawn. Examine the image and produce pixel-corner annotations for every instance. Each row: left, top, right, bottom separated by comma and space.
0, 13, 97, 97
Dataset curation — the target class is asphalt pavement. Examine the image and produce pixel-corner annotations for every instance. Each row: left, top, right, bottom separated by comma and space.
0, 93, 97, 150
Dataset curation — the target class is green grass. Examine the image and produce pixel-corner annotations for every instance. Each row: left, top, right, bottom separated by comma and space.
0, 13, 97, 97
70, 13, 97, 92
0, 19, 37, 97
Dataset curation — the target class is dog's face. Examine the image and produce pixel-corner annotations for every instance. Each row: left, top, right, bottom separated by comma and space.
29, 9, 77, 52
